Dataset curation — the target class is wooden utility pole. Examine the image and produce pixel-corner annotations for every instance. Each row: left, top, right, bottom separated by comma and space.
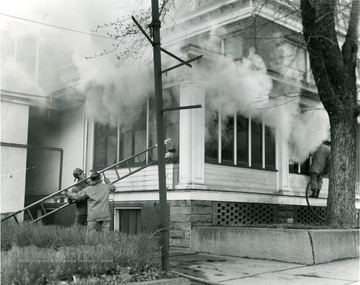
132, 0, 202, 271
151, 0, 169, 271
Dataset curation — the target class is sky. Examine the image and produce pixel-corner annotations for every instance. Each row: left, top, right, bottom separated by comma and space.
0, 0, 332, 163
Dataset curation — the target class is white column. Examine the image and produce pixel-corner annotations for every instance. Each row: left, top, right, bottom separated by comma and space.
86, 119, 95, 174
276, 130, 290, 192
177, 76, 206, 189
356, 122, 360, 196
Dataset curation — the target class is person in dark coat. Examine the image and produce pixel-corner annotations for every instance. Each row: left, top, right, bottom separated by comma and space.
309, 141, 331, 198
69, 168, 89, 225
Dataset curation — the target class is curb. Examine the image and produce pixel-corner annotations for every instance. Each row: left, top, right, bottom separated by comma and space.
129, 277, 190, 285
173, 271, 222, 285
191, 226, 360, 264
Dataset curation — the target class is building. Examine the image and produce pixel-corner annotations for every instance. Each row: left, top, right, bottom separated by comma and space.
1, 0, 360, 249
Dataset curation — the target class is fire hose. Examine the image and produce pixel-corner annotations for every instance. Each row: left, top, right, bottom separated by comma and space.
305, 181, 325, 222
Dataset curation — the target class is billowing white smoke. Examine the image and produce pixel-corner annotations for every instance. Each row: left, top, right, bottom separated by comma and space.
206, 49, 272, 119
74, 60, 153, 127
1, 0, 330, 162
1, 0, 154, 127
202, 49, 329, 163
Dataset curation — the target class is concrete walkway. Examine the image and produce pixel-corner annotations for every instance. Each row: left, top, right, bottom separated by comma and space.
170, 252, 360, 285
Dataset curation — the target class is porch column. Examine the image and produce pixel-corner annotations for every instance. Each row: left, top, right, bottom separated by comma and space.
356, 122, 360, 197
276, 131, 290, 192
177, 75, 206, 189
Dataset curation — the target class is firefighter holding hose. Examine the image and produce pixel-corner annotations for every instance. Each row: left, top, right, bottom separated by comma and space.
309, 141, 331, 198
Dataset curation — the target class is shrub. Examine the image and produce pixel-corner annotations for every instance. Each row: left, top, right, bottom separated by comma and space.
1, 223, 162, 284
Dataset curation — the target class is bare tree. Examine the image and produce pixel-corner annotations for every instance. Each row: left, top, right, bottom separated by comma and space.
301, 0, 359, 228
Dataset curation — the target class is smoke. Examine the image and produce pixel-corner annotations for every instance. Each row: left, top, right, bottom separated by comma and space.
75, 62, 153, 127
1, 1, 331, 162
206, 49, 272, 119
199, 36, 329, 163
1, 0, 153, 127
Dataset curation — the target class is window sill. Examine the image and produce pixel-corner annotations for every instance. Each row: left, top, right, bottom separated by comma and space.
205, 160, 278, 172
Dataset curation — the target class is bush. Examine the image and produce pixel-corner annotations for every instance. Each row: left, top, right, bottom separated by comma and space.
1, 223, 162, 284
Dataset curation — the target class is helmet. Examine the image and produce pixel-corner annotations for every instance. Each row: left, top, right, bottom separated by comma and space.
89, 171, 102, 185
73, 168, 84, 179
90, 171, 100, 181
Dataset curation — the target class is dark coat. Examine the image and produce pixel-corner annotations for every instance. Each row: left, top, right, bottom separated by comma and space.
71, 181, 89, 216
310, 143, 331, 174
67, 181, 116, 221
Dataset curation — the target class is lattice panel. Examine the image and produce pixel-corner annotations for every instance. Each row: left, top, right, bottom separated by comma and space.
296, 206, 326, 224
213, 202, 276, 226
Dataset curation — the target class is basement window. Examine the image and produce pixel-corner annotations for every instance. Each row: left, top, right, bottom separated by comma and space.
114, 207, 141, 234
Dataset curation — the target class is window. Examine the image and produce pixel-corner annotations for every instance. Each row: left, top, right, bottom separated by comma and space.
114, 208, 141, 234
289, 157, 310, 175
205, 110, 219, 163
237, 115, 248, 165
93, 124, 117, 170
251, 120, 262, 167
119, 108, 147, 163
205, 103, 276, 170
93, 87, 179, 169
224, 34, 243, 60
265, 127, 276, 168
221, 116, 234, 165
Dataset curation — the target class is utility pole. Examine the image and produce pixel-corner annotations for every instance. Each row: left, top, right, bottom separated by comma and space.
151, 0, 169, 271
132, 0, 202, 271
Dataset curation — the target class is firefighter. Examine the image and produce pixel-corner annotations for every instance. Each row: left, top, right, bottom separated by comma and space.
309, 141, 331, 198
65, 171, 116, 236
69, 168, 88, 226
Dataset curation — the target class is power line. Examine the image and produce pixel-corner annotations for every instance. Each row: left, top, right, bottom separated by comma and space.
0, 12, 117, 41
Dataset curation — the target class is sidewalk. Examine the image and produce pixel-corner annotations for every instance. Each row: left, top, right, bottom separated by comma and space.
169, 251, 360, 285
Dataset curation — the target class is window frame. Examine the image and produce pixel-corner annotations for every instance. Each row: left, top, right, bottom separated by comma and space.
205, 109, 277, 171
92, 87, 180, 170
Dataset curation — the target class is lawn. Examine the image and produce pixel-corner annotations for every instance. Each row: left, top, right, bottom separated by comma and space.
1, 222, 176, 284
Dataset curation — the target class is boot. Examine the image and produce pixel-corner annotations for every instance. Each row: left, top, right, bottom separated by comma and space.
309, 190, 317, 198
315, 189, 320, 198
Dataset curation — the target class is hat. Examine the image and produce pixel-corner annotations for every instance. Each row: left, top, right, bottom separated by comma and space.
73, 168, 84, 181
89, 171, 102, 186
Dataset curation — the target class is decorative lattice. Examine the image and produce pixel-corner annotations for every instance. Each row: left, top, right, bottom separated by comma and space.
296, 206, 326, 224
213, 202, 276, 226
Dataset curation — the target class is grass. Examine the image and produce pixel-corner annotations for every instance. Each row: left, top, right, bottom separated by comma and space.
1, 222, 174, 284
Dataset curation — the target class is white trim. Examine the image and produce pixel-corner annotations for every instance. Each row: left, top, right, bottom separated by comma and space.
117, 122, 121, 163
248, 117, 252, 167
262, 122, 265, 169
218, 109, 222, 163
82, 112, 88, 171
146, 97, 150, 163
111, 189, 329, 207
114, 206, 141, 210
234, 113, 237, 165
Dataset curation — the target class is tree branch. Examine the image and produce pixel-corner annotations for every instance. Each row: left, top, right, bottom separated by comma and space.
300, 0, 343, 114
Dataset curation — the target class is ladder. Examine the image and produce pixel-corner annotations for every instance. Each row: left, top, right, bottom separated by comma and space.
1, 138, 175, 224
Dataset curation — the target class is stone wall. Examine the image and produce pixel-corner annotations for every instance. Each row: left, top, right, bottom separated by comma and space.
169, 200, 213, 249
